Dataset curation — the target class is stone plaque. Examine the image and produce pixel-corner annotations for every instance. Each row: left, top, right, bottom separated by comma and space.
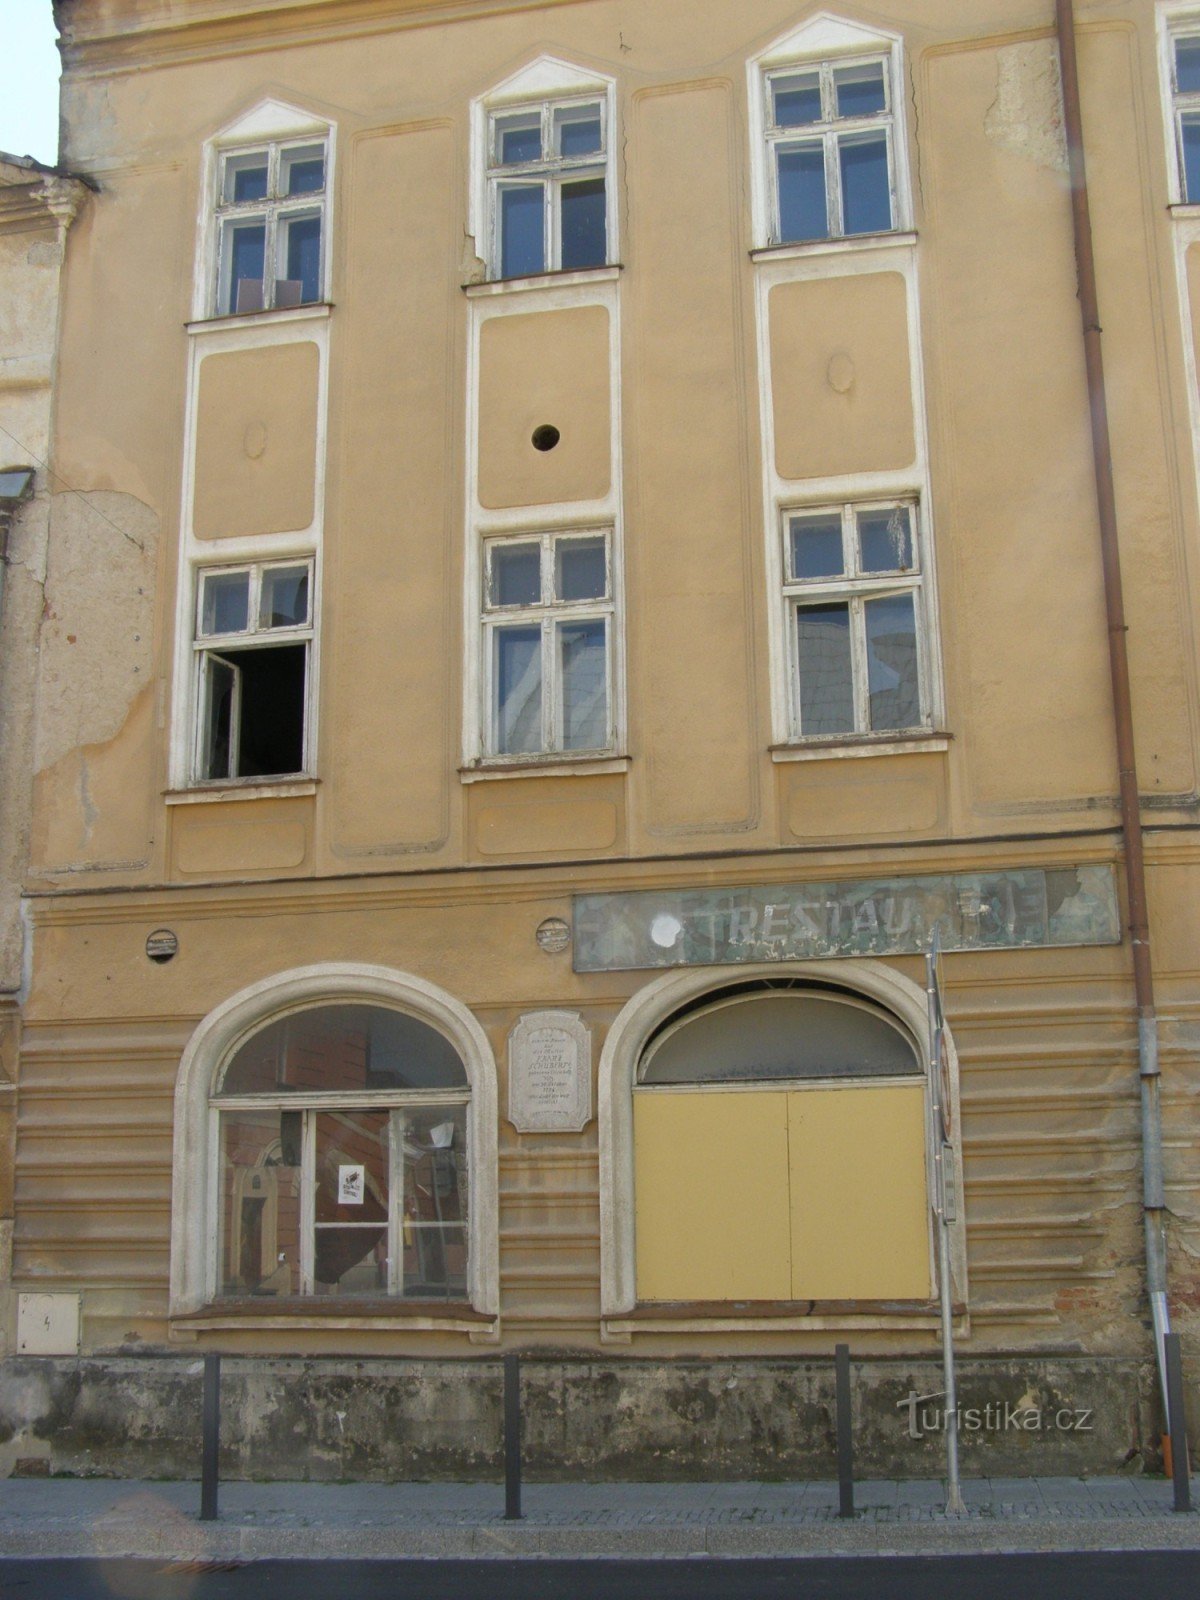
508, 1010, 592, 1134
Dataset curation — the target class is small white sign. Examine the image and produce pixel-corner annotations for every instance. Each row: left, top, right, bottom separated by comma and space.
338, 1165, 365, 1205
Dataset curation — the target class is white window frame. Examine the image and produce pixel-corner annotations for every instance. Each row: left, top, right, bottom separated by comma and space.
782, 498, 932, 742
469, 57, 618, 284
191, 556, 315, 784
1160, 9, 1200, 206
192, 100, 335, 324
481, 527, 615, 758
747, 16, 911, 251
486, 95, 610, 280
213, 137, 328, 316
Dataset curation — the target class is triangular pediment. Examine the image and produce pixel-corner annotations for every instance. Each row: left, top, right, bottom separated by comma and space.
484, 54, 613, 106
752, 11, 901, 68
211, 98, 330, 147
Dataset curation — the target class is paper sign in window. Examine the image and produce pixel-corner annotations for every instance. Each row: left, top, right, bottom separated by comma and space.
338, 1165, 365, 1205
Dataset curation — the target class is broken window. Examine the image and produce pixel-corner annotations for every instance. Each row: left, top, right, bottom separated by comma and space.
782, 501, 929, 740
194, 559, 313, 781
214, 139, 327, 314
487, 98, 609, 278
482, 530, 613, 757
214, 1004, 470, 1300
763, 55, 896, 243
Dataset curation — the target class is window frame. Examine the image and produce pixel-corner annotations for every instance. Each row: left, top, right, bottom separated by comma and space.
212, 135, 329, 316
781, 498, 931, 743
762, 54, 897, 245
191, 555, 316, 785
480, 527, 615, 759
485, 93, 611, 280
1168, 21, 1200, 205
211, 1082, 471, 1302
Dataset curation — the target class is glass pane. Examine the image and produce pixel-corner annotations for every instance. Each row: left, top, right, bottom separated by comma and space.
796, 601, 854, 735
500, 185, 545, 277
496, 114, 541, 165
204, 655, 236, 781
834, 61, 887, 118
789, 514, 844, 580
556, 105, 602, 157
491, 543, 541, 607
560, 177, 606, 269
283, 214, 322, 303
556, 536, 607, 601
201, 570, 250, 634
1183, 115, 1200, 203
640, 992, 919, 1084
219, 1110, 301, 1296
401, 1107, 468, 1298
315, 1109, 389, 1224
1177, 38, 1200, 94
283, 149, 325, 195
225, 155, 268, 203
777, 143, 828, 242
259, 565, 310, 628
858, 507, 914, 573
560, 619, 608, 750
865, 592, 920, 731
495, 625, 543, 754
227, 220, 265, 312
222, 1005, 468, 1095
772, 71, 822, 127
839, 132, 891, 234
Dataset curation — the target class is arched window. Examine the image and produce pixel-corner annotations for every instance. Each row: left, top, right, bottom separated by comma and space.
215, 1005, 470, 1299
601, 966, 945, 1314
171, 965, 499, 1323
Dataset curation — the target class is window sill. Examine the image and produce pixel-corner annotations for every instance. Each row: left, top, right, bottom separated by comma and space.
170, 1298, 496, 1337
460, 754, 629, 783
463, 264, 622, 298
750, 230, 917, 265
164, 779, 318, 805
603, 1299, 966, 1340
770, 733, 950, 764
185, 302, 333, 335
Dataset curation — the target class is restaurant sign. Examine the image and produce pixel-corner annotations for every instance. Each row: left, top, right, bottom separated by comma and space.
572, 865, 1120, 974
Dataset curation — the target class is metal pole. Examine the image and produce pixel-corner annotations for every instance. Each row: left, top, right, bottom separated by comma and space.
503, 1353, 523, 1520
926, 945, 964, 1516
1053, 0, 1171, 1424
835, 1343, 854, 1518
1165, 1333, 1191, 1513
199, 1353, 220, 1522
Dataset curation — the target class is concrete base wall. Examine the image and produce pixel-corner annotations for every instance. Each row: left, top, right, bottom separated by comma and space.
0, 1354, 1169, 1482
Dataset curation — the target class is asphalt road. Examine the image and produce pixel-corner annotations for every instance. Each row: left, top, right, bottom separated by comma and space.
1, 1554, 1199, 1600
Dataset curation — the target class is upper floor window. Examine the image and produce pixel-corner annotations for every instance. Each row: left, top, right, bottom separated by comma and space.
487, 97, 609, 278
215, 138, 327, 315
482, 528, 613, 757
1171, 30, 1200, 202
783, 501, 930, 740
193, 557, 313, 781
763, 55, 896, 244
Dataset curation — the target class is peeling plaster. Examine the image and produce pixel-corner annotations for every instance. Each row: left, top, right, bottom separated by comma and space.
984, 40, 1068, 174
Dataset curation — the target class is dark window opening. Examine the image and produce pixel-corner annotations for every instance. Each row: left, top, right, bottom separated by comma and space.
205, 642, 306, 780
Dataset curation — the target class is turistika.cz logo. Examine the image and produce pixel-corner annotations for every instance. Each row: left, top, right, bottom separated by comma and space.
899, 1391, 1095, 1440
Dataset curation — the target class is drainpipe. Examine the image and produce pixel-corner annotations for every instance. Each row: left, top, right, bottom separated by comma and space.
1053, 0, 1171, 1426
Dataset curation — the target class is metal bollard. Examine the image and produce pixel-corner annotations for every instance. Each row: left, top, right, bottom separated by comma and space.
1165, 1332, 1192, 1513
504, 1353, 523, 1520
199, 1353, 221, 1522
835, 1343, 854, 1518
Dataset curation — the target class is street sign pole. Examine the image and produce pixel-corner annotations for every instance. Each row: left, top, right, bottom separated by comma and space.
927, 934, 965, 1516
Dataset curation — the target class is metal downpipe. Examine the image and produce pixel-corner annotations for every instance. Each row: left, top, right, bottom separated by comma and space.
1053, 0, 1171, 1422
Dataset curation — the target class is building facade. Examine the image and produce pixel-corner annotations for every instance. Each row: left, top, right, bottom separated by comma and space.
1, 0, 1197, 1477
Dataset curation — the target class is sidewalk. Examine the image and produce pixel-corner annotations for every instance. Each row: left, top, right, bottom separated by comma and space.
0, 1476, 1196, 1560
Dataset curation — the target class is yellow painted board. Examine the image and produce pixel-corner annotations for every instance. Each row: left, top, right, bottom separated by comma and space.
787, 1084, 930, 1301
634, 1091, 791, 1302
